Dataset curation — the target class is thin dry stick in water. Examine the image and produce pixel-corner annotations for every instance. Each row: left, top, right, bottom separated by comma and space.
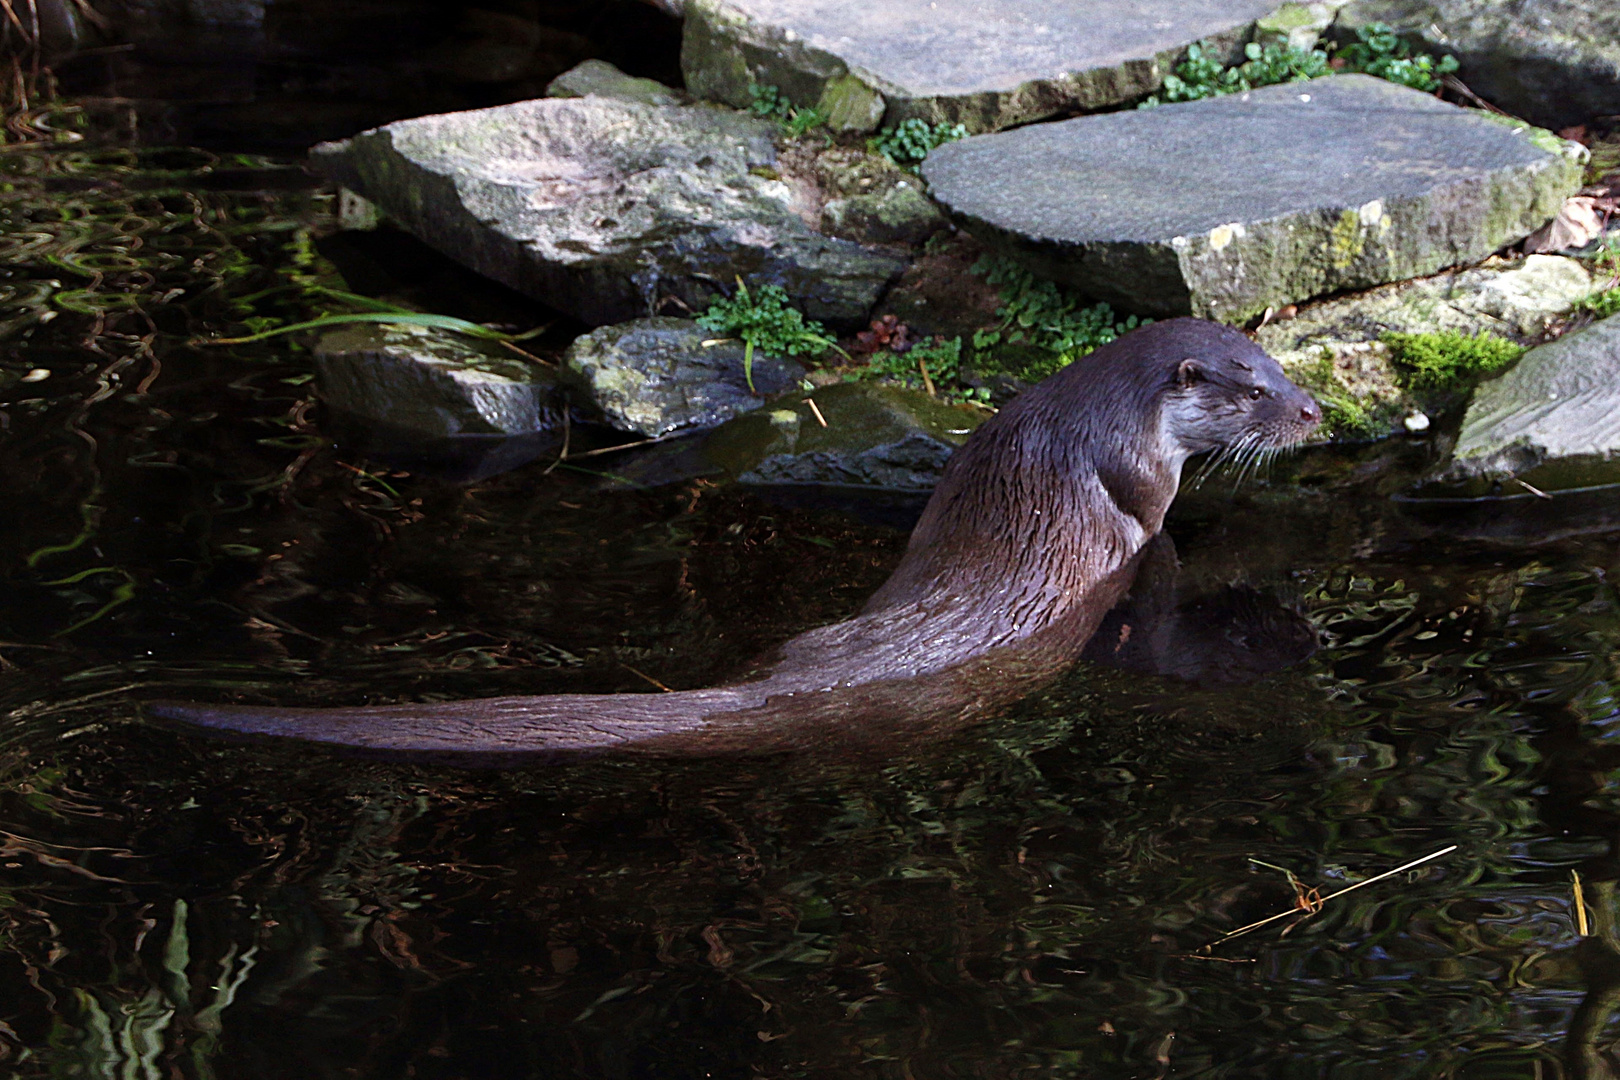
1212, 845, 1458, 946
803, 397, 828, 427
621, 663, 672, 693
1574, 869, 1590, 937
564, 428, 688, 461
541, 410, 571, 475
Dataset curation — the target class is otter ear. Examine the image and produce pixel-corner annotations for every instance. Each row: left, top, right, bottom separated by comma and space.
1176, 358, 1205, 387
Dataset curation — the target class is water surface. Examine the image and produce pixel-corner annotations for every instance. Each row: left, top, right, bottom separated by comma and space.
0, 89, 1618, 1080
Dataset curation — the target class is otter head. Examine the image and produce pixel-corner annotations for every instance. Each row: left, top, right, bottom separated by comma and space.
1161, 330, 1321, 465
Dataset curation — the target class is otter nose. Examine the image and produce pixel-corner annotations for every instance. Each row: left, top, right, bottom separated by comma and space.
1300, 399, 1322, 425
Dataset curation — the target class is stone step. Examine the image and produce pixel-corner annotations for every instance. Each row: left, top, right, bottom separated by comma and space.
922, 75, 1582, 325
681, 0, 1282, 134
310, 93, 906, 330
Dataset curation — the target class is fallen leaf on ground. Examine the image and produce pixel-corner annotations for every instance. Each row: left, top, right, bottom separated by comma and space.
1524, 196, 1605, 254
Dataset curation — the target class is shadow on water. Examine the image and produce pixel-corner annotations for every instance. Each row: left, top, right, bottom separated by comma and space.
5, 11, 1620, 1079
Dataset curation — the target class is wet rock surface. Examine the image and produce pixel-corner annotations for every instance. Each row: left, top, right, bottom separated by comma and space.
1449, 313, 1620, 486
680, 0, 1280, 133
562, 316, 807, 437
1257, 254, 1594, 435
314, 322, 561, 438
704, 381, 988, 489
923, 76, 1582, 324
310, 95, 907, 329
1336, 0, 1620, 130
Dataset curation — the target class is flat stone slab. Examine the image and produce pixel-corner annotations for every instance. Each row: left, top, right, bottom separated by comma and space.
1449, 314, 1620, 486
923, 75, 1583, 324
682, 0, 1280, 133
315, 322, 561, 438
1337, 0, 1620, 131
562, 317, 806, 437
311, 96, 906, 329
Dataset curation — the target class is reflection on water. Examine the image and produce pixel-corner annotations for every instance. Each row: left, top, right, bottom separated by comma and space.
4, 127, 1620, 1080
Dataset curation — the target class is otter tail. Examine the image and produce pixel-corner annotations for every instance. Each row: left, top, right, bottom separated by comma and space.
145, 687, 766, 764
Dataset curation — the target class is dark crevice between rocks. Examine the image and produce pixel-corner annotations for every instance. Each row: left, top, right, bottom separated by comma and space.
52, 0, 685, 152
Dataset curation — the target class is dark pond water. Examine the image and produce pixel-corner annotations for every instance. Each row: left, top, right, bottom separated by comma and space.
2, 24, 1620, 1080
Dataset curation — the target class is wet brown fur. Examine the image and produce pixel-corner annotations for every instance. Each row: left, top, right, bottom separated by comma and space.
148, 318, 1320, 763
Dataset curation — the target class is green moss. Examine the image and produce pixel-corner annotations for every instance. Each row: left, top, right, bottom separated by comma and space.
1588, 136, 1620, 184
1578, 238, 1620, 317
1382, 330, 1525, 389
1579, 288, 1620, 319
1292, 352, 1382, 440
1478, 111, 1587, 163
1329, 208, 1364, 270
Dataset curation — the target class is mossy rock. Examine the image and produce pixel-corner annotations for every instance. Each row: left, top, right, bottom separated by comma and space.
561, 316, 806, 437
704, 381, 987, 489
314, 322, 561, 438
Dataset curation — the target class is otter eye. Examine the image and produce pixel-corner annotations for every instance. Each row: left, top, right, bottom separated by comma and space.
1249, 387, 1265, 401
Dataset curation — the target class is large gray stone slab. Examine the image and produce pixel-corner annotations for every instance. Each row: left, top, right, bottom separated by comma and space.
922, 75, 1583, 324
1449, 314, 1620, 485
1336, 0, 1620, 130
562, 317, 806, 437
310, 97, 906, 329
681, 0, 1280, 133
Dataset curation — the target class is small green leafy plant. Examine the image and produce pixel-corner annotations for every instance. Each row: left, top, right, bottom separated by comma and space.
697, 280, 841, 392
1142, 23, 1456, 107
970, 256, 1147, 378
748, 83, 827, 138
1147, 40, 1329, 105
869, 119, 968, 168
1382, 330, 1524, 389
1338, 22, 1459, 92
858, 334, 988, 402
1241, 39, 1333, 85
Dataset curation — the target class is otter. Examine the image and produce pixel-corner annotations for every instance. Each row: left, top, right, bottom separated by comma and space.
149, 318, 1320, 762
